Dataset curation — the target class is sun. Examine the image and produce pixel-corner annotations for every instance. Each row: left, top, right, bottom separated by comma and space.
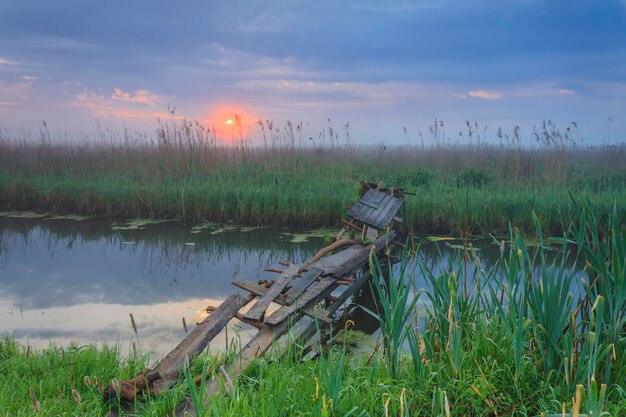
225, 119, 233, 125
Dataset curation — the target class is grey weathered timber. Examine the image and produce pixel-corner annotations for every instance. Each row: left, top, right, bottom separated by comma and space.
283, 267, 323, 305
264, 277, 337, 326
348, 188, 403, 230
243, 264, 300, 322
171, 291, 315, 417
150, 293, 253, 389
294, 270, 373, 347
233, 279, 331, 323
313, 233, 393, 278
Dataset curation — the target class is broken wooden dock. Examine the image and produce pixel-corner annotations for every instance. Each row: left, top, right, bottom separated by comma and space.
104, 183, 406, 416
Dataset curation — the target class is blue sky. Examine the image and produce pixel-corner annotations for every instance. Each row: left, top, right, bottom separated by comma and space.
0, 0, 625, 145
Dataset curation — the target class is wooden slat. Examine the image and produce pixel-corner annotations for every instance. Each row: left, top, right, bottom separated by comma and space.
283, 267, 323, 305
103, 292, 254, 407
233, 279, 329, 323
364, 194, 392, 225
264, 277, 337, 325
243, 264, 300, 321
366, 188, 386, 205
294, 270, 373, 348
374, 198, 403, 229
312, 233, 392, 278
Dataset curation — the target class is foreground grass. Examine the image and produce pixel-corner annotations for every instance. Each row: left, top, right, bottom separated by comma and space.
1, 123, 625, 235
0, 337, 148, 416
1, 328, 624, 417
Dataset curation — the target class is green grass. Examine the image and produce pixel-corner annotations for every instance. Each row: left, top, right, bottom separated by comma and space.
0, 336, 149, 416
1, 121, 625, 235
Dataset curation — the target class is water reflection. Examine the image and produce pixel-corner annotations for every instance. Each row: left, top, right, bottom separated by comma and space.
0, 217, 319, 355
0, 217, 585, 356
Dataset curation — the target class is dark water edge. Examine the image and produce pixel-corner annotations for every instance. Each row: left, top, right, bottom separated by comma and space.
0, 215, 585, 357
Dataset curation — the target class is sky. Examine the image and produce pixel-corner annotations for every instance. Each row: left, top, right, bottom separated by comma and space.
0, 0, 625, 146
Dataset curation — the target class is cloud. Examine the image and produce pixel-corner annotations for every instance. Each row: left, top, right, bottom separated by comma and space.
0, 57, 16, 65
74, 85, 183, 121
454, 89, 503, 100
558, 88, 574, 94
20, 75, 37, 81
111, 88, 159, 105
468, 90, 503, 100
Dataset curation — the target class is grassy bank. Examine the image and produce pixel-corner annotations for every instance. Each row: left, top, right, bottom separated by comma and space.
1, 122, 625, 235
2, 204, 624, 416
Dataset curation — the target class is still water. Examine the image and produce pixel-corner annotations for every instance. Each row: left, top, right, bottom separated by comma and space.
0, 215, 582, 357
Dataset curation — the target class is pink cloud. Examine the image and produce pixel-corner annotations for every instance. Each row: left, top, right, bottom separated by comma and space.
467, 89, 503, 100
73, 86, 184, 121
558, 88, 574, 94
111, 88, 159, 105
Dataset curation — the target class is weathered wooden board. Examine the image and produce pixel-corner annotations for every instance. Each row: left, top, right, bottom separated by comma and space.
243, 264, 300, 322
312, 233, 393, 278
371, 197, 403, 229
348, 188, 403, 230
150, 293, 254, 388
264, 277, 336, 325
294, 270, 373, 346
283, 267, 323, 305
233, 279, 330, 323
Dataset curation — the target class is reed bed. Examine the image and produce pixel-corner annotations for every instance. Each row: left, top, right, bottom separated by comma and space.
1, 119, 624, 235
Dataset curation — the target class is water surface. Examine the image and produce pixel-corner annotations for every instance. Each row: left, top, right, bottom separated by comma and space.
0, 215, 584, 357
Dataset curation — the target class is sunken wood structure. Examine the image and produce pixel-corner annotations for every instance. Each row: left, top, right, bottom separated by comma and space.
104, 183, 405, 417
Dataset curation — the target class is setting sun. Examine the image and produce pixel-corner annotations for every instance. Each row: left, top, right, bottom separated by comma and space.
225, 119, 233, 125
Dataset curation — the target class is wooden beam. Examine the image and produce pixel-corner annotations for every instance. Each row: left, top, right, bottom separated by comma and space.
148, 293, 253, 392
243, 264, 300, 322
265, 277, 336, 325
282, 267, 323, 305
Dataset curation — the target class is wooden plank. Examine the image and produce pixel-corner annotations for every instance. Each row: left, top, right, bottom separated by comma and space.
231, 280, 271, 297
243, 264, 300, 322
104, 292, 254, 406
170, 318, 293, 417
347, 201, 365, 219
371, 197, 403, 229
294, 270, 373, 348
312, 233, 392, 278
360, 188, 384, 206
264, 277, 337, 325
364, 194, 392, 226
283, 267, 323, 305
233, 279, 328, 322
152, 293, 253, 387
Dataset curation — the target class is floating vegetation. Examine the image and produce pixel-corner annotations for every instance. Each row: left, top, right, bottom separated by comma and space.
47, 214, 93, 221
0, 211, 94, 221
190, 222, 221, 234
240, 226, 266, 232
209, 225, 239, 235
281, 227, 341, 243
111, 219, 174, 231
445, 242, 480, 252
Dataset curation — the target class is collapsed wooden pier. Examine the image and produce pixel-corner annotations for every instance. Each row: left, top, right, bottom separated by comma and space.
104, 183, 406, 416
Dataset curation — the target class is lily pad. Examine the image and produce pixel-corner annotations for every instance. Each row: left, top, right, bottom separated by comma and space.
446, 243, 480, 252
112, 218, 174, 231
0, 211, 49, 219
281, 228, 341, 243
47, 214, 93, 221
209, 225, 239, 235
240, 226, 265, 232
